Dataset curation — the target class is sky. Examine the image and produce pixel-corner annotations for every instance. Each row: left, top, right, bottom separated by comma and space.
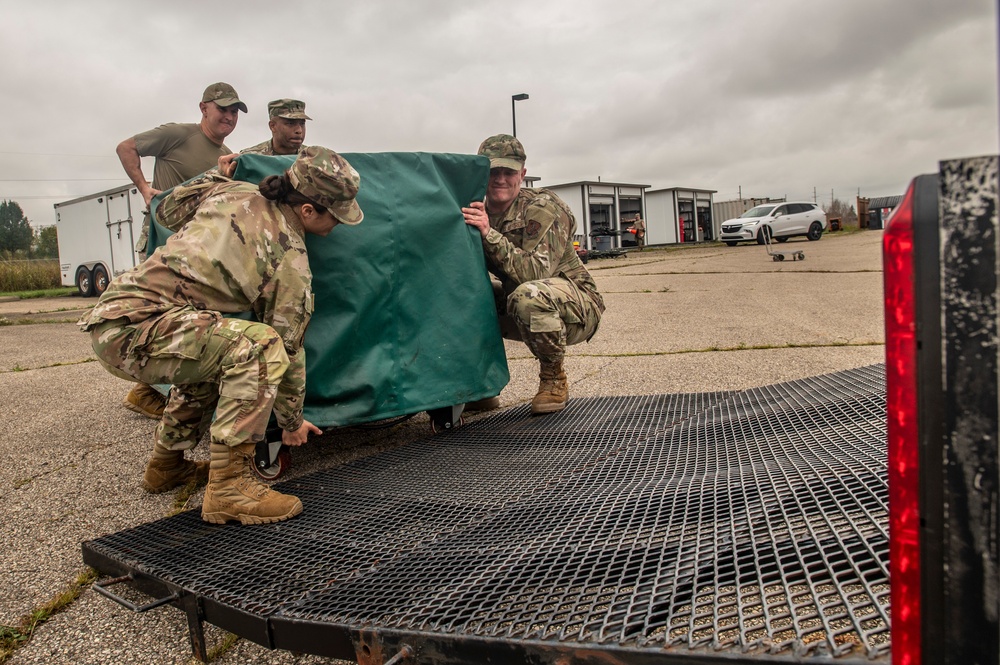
1, 0, 997, 227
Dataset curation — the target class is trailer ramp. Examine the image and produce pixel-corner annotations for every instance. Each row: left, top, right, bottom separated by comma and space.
83, 364, 889, 664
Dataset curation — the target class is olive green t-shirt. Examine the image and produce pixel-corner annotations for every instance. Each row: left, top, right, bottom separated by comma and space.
133, 123, 230, 191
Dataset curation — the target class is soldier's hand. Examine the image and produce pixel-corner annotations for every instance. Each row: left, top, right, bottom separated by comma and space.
141, 186, 162, 208
461, 201, 490, 239
282, 420, 323, 447
218, 153, 239, 178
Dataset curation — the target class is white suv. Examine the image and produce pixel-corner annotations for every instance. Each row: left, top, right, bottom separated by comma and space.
719, 202, 827, 246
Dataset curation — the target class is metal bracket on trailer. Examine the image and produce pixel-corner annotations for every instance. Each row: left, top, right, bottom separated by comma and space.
93, 574, 208, 662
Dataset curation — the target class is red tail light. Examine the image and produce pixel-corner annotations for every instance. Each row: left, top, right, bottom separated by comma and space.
883, 180, 920, 665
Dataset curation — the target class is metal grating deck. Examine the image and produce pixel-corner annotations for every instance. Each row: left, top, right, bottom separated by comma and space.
83, 364, 889, 663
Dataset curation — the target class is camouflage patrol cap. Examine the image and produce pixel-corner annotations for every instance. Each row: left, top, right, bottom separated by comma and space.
268, 99, 312, 121
477, 134, 526, 171
287, 146, 364, 225
202, 82, 248, 113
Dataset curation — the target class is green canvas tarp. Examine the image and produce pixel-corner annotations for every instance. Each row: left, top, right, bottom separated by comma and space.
149, 152, 509, 427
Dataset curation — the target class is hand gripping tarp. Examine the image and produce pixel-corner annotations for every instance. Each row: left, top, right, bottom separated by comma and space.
148, 152, 509, 427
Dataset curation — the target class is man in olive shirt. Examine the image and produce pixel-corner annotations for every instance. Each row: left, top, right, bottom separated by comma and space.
114, 81, 248, 419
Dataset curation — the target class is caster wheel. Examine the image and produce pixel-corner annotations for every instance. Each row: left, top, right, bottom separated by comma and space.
430, 415, 464, 434
254, 447, 291, 481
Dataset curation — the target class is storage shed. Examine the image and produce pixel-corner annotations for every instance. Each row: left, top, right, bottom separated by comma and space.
645, 187, 718, 244
542, 181, 649, 250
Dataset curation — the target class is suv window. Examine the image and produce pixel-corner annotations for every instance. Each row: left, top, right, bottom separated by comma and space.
773, 205, 790, 216
788, 203, 807, 213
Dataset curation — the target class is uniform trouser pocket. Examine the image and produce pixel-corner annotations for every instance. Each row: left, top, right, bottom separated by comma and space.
90, 311, 290, 449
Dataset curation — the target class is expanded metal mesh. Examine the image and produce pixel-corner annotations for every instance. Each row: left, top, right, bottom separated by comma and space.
84, 365, 889, 661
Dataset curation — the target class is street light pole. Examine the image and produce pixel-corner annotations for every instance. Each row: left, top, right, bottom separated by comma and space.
511, 93, 529, 137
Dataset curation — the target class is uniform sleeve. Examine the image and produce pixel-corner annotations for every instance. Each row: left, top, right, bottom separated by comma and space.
273, 348, 305, 431
255, 249, 314, 431
133, 123, 189, 159
482, 197, 572, 284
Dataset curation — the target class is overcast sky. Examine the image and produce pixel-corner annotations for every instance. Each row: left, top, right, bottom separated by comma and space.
2, 0, 996, 226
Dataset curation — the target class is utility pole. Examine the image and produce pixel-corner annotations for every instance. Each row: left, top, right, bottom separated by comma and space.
813, 187, 817, 203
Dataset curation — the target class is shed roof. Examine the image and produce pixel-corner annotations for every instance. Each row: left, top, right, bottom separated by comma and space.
869, 195, 902, 209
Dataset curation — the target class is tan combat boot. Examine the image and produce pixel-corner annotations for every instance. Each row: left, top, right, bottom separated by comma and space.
202, 441, 303, 525
123, 383, 167, 420
530, 360, 569, 415
141, 441, 210, 493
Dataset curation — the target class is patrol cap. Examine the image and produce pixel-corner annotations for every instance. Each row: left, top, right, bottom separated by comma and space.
477, 134, 526, 171
202, 82, 248, 113
268, 99, 312, 120
287, 146, 364, 225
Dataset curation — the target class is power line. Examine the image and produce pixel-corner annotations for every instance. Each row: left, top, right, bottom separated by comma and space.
0, 151, 115, 158
0, 178, 125, 182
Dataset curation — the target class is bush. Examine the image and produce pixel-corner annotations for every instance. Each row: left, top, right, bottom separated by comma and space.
0, 260, 61, 293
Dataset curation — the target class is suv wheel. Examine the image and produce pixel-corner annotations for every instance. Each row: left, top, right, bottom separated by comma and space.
755, 226, 772, 245
775, 237, 789, 243
807, 222, 823, 241
725, 241, 737, 247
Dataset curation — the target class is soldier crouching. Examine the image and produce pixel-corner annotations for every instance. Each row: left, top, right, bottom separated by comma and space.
80, 146, 364, 525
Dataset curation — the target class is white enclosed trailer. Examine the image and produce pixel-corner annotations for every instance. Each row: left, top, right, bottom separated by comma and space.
54, 184, 144, 297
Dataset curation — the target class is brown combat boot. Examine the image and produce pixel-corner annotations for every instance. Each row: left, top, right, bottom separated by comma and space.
531, 361, 569, 415
141, 441, 209, 494
202, 442, 303, 525
123, 383, 167, 420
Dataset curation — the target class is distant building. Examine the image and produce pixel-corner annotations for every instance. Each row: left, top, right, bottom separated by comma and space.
542, 180, 648, 251
862, 195, 902, 230
646, 187, 718, 244
712, 197, 786, 228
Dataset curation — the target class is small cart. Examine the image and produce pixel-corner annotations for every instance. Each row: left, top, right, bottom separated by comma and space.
762, 228, 805, 262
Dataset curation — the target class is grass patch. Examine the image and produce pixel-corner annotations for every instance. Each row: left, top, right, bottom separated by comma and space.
571, 340, 884, 359
206, 632, 241, 661
0, 568, 98, 662
0, 287, 77, 300
0, 317, 81, 327
0, 260, 60, 293
169, 477, 207, 517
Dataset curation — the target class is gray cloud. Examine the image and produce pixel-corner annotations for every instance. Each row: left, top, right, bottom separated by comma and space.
0, 0, 995, 226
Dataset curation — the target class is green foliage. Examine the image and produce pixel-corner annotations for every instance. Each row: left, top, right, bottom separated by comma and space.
0, 200, 32, 254
0, 260, 60, 293
32, 226, 58, 258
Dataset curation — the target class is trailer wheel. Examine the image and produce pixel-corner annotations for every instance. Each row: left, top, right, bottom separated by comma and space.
254, 447, 291, 481
76, 266, 94, 297
92, 265, 110, 297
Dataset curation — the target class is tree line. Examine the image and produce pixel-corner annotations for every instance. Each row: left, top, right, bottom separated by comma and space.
0, 200, 58, 259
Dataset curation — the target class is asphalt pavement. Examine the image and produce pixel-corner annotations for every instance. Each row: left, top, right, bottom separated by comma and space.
0, 230, 886, 665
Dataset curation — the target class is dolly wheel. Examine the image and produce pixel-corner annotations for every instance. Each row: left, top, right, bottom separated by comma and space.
254, 448, 291, 481
430, 415, 464, 434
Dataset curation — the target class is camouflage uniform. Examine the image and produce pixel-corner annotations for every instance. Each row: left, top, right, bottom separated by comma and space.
240, 99, 312, 157
80, 180, 314, 452
485, 187, 605, 364
239, 139, 286, 156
